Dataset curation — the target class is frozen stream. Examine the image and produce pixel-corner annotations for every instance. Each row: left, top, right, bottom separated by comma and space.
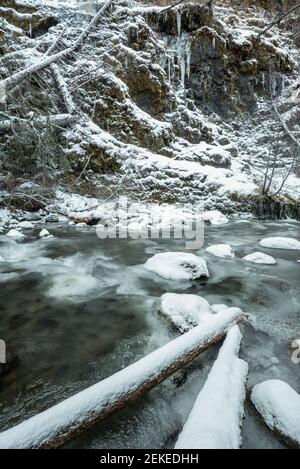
0, 219, 299, 449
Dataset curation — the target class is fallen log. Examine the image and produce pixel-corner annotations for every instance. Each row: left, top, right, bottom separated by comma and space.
175, 325, 248, 449
0, 308, 242, 449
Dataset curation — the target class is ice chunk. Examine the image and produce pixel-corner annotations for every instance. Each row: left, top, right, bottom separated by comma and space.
206, 244, 235, 258
259, 237, 300, 250
243, 252, 276, 265
175, 326, 248, 449
160, 293, 212, 332
144, 252, 209, 281
251, 380, 300, 447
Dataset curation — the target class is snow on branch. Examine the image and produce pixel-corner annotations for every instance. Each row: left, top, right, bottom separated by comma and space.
0, 308, 242, 449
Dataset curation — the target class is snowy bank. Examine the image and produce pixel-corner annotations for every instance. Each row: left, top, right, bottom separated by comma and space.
259, 237, 300, 250
0, 309, 242, 449
175, 326, 248, 449
144, 252, 209, 281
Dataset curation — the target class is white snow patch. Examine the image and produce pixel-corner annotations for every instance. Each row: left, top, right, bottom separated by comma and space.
144, 252, 209, 281
243, 252, 277, 265
206, 244, 235, 258
259, 237, 300, 250
175, 326, 248, 449
251, 380, 300, 447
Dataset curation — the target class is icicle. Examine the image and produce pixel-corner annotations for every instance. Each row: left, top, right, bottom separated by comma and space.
168, 55, 172, 84
176, 9, 182, 38
212, 36, 216, 50
186, 39, 191, 80
29, 18, 32, 38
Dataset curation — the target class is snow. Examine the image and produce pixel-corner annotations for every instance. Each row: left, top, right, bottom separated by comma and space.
243, 252, 277, 265
39, 229, 50, 238
203, 211, 228, 225
6, 229, 25, 241
251, 380, 300, 447
18, 221, 34, 230
205, 244, 235, 258
160, 293, 212, 332
259, 237, 300, 250
175, 326, 248, 449
144, 252, 209, 281
0, 308, 242, 449
211, 304, 229, 313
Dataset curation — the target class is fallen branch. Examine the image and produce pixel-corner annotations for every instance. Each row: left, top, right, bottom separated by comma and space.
0, 113, 79, 133
0, 0, 114, 96
0, 308, 242, 449
50, 64, 76, 114
256, 2, 300, 39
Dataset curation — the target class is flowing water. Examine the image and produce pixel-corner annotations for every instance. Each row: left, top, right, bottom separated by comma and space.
0, 219, 299, 449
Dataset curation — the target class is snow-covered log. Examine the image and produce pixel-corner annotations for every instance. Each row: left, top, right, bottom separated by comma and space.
175, 325, 248, 449
0, 308, 242, 449
0, 0, 113, 96
251, 380, 300, 448
50, 64, 76, 114
0, 114, 79, 133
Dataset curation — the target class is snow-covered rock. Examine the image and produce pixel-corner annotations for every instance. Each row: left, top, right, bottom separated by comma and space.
45, 213, 59, 223
243, 252, 277, 265
251, 380, 300, 447
206, 244, 235, 258
259, 237, 300, 250
160, 293, 212, 332
6, 229, 25, 241
175, 326, 248, 449
144, 252, 209, 281
203, 211, 228, 225
39, 229, 50, 238
18, 221, 34, 230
